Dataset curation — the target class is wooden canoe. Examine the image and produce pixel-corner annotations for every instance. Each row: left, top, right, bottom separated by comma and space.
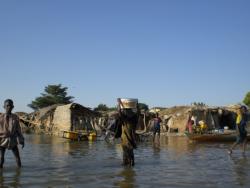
185, 132, 250, 142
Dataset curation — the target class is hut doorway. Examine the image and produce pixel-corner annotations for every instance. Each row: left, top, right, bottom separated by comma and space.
218, 110, 236, 130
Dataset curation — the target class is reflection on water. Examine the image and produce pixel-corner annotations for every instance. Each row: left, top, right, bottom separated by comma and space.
0, 134, 249, 187
115, 168, 136, 188
230, 155, 249, 186
0, 168, 21, 188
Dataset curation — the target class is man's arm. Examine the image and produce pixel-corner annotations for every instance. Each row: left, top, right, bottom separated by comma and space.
16, 117, 25, 148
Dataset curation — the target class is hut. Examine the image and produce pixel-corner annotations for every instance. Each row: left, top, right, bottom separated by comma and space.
19, 103, 100, 136
225, 104, 250, 131
19, 104, 61, 133
158, 106, 237, 134
53, 103, 99, 134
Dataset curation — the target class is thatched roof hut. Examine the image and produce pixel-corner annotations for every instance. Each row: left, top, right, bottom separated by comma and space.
18, 104, 62, 132
158, 106, 237, 134
19, 103, 100, 135
53, 103, 99, 133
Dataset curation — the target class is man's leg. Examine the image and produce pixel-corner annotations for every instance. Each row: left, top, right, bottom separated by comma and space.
242, 138, 247, 154
153, 129, 157, 143
229, 141, 239, 154
130, 149, 135, 166
122, 145, 129, 166
229, 136, 242, 154
157, 133, 160, 145
12, 146, 21, 167
0, 147, 6, 168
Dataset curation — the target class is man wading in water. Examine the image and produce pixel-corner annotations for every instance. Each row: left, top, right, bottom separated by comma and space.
0, 99, 24, 168
153, 113, 162, 144
228, 105, 248, 155
117, 99, 138, 166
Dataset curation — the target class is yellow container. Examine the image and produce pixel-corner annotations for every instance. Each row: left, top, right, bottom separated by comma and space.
63, 131, 79, 140
88, 132, 97, 141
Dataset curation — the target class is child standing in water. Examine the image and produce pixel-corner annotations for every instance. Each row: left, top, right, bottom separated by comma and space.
0, 99, 25, 168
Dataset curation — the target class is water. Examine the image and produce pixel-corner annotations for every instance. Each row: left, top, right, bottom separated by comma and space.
1, 134, 250, 188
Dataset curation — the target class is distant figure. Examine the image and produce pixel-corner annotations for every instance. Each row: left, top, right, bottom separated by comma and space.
117, 99, 138, 166
153, 113, 162, 143
186, 112, 194, 133
228, 106, 248, 155
0, 99, 25, 168
191, 115, 197, 127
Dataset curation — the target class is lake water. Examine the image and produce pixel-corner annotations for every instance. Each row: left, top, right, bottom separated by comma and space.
1, 134, 250, 188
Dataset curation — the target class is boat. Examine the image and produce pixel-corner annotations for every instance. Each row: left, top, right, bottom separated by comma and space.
185, 131, 250, 142
62, 130, 97, 141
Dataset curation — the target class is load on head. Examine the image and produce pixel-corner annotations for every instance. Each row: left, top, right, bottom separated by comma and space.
117, 98, 138, 111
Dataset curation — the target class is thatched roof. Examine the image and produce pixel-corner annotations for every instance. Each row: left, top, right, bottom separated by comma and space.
15, 112, 29, 117
30, 104, 62, 121
22, 103, 99, 123
159, 106, 192, 116
149, 107, 167, 113
66, 103, 99, 117
225, 104, 249, 113
159, 105, 232, 117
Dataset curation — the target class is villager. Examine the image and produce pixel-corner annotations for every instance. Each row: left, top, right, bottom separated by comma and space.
117, 98, 138, 166
0, 99, 24, 168
153, 113, 162, 143
228, 106, 248, 154
186, 112, 194, 133
191, 116, 197, 126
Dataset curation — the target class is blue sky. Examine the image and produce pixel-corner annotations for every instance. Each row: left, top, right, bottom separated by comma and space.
0, 0, 249, 112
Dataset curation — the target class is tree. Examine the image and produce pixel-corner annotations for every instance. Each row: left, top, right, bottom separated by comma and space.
94, 104, 109, 112
138, 103, 149, 111
243, 92, 250, 108
28, 84, 74, 110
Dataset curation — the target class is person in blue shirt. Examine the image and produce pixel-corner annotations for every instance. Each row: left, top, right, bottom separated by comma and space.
153, 113, 162, 143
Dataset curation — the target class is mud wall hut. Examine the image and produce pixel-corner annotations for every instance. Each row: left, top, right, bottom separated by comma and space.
53, 103, 99, 134
19, 103, 100, 135
158, 106, 237, 134
18, 104, 60, 133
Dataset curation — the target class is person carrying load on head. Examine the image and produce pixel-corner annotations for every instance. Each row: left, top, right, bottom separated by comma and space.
117, 98, 139, 166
